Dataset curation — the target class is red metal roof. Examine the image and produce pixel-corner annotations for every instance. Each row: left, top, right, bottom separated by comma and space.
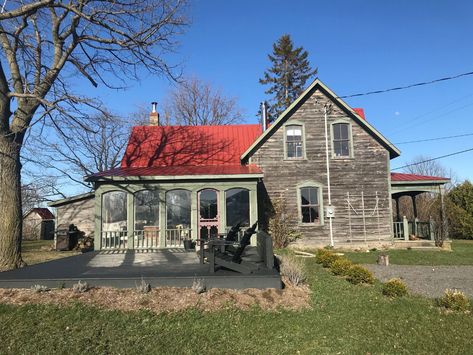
391, 172, 449, 182
90, 164, 263, 178
121, 124, 262, 169
353, 108, 365, 120
27, 208, 55, 220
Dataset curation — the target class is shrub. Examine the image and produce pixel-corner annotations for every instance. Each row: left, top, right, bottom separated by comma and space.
192, 278, 206, 294
72, 280, 90, 293
316, 249, 340, 268
280, 256, 306, 286
30, 284, 49, 293
331, 258, 353, 276
269, 197, 302, 248
382, 278, 408, 297
136, 278, 151, 293
437, 289, 470, 312
346, 265, 374, 285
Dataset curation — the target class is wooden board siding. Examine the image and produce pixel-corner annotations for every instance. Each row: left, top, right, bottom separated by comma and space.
56, 196, 95, 237
249, 88, 392, 246
23, 213, 54, 240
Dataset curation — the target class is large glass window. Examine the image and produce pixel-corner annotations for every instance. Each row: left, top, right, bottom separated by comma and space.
166, 189, 191, 229
225, 188, 250, 227
102, 191, 127, 231
200, 189, 218, 220
333, 123, 350, 157
285, 125, 303, 158
134, 190, 160, 230
300, 187, 319, 223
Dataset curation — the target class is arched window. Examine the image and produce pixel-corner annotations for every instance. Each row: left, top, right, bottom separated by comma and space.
225, 188, 250, 227
285, 124, 304, 158
102, 191, 127, 231
332, 122, 351, 157
166, 189, 191, 229
297, 182, 324, 225
134, 190, 160, 230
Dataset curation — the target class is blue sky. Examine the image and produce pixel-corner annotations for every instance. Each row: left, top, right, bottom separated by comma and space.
78, 1, 473, 185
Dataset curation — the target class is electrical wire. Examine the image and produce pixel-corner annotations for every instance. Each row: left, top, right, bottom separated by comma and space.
395, 132, 473, 145
392, 147, 473, 171
339, 70, 473, 99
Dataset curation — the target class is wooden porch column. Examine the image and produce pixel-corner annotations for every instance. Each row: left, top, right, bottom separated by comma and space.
403, 216, 409, 241
411, 194, 417, 236
395, 197, 401, 222
440, 185, 448, 240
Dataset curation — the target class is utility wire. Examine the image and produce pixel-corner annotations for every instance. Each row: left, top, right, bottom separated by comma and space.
392, 147, 473, 171
395, 132, 473, 145
339, 70, 473, 99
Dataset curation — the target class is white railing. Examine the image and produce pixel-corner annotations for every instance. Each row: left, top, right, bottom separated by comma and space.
165, 228, 191, 247
134, 229, 160, 249
393, 222, 404, 239
101, 231, 128, 249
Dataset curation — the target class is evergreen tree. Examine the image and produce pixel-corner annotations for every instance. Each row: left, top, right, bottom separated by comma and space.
259, 34, 317, 120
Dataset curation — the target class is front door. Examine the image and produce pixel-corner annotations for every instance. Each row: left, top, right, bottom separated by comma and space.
198, 189, 219, 240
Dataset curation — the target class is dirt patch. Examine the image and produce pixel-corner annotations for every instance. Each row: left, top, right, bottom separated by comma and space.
0, 278, 310, 313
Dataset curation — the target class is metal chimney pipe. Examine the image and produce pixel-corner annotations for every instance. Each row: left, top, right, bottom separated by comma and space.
150, 101, 159, 126
261, 101, 268, 132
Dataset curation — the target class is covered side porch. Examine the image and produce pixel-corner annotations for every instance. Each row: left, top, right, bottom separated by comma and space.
390, 172, 450, 242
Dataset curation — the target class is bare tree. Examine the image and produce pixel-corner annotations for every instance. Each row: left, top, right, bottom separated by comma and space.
165, 77, 243, 125
26, 112, 131, 189
0, 0, 187, 270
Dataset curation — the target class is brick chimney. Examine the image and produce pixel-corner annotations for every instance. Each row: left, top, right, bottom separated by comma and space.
150, 102, 159, 126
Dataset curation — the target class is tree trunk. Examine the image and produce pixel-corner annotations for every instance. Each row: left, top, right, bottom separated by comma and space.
0, 135, 25, 271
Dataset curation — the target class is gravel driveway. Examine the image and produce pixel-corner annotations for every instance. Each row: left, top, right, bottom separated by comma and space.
364, 265, 473, 298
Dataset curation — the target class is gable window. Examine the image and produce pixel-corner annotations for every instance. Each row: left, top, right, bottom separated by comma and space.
285, 125, 303, 158
300, 187, 319, 223
333, 123, 351, 157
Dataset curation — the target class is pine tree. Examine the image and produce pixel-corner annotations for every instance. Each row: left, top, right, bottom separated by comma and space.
259, 34, 317, 120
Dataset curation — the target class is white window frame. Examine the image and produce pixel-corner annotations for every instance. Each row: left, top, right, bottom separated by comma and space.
284, 122, 306, 160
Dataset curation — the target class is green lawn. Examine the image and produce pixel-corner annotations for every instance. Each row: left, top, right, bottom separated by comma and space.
1, 258, 472, 354
343, 240, 473, 265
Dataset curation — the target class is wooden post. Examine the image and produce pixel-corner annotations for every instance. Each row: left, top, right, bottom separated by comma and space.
440, 186, 448, 241
403, 216, 409, 241
411, 195, 417, 236
395, 197, 401, 222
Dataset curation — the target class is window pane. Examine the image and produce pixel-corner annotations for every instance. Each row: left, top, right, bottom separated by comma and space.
226, 188, 249, 227
166, 190, 191, 229
340, 124, 349, 139
301, 187, 311, 205
135, 190, 160, 230
310, 188, 318, 205
102, 191, 127, 231
341, 141, 349, 156
200, 189, 218, 219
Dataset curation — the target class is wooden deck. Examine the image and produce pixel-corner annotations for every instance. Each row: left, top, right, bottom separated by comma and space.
0, 248, 281, 289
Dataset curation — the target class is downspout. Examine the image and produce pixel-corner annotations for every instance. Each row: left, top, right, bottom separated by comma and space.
324, 104, 334, 247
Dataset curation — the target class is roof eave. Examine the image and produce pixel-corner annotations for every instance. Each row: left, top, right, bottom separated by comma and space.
87, 173, 264, 182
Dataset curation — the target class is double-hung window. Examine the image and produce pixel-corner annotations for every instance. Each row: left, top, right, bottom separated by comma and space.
300, 186, 319, 223
333, 123, 351, 157
285, 125, 303, 158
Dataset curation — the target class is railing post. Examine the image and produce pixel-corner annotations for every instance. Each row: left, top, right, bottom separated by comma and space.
403, 216, 409, 241
413, 217, 419, 236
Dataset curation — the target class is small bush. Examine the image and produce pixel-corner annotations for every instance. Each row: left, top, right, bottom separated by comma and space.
280, 256, 306, 286
438, 289, 470, 312
382, 278, 408, 297
30, 284, 49, 293
346, 265, 374, 285
192, 278, 206, 294
136, 278, 151, 293
72, 280, 90, 293
331, 258, 353, 276
316, 249, 340, 268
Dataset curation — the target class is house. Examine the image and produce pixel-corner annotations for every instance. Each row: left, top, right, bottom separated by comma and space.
48, 192, 95, 237
22, 208, 55, 240
75, 78, 448, 250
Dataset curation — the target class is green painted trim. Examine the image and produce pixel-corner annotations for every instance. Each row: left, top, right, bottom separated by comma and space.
296, 180, 325, 226
240, 78, 401, 161
87, 173, 263, 182
48, 192, 94, 207
94, 190, 102, 250
387, 153, 394, 240
391, 180, 449, 186
330, 119, 355, 159
283, 121, 307, 160
127, 193, 134, 249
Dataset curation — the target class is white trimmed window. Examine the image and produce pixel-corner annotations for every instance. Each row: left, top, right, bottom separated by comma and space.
332, 122, 351, 157
285, 125, 303, 158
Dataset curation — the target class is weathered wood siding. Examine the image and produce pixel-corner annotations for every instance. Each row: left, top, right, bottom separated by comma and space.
56, 197, 95, 237
23, 213, 54, 240
249, 88, 392, 246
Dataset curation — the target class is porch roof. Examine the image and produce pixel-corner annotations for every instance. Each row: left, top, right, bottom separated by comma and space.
86, 164, 264, 181
390, 172, 449, 197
